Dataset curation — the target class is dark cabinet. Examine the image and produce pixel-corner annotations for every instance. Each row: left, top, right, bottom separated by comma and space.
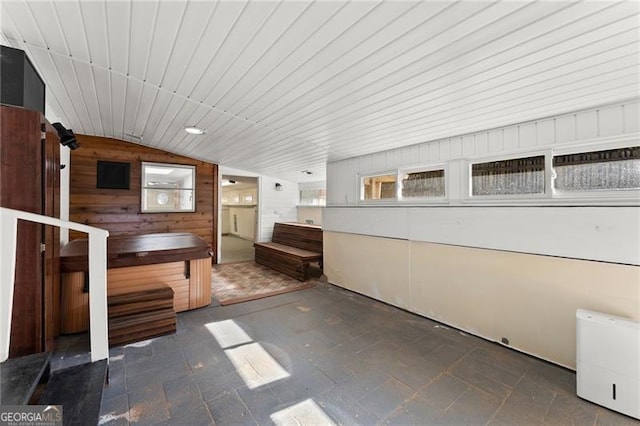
0, 105, 60, 357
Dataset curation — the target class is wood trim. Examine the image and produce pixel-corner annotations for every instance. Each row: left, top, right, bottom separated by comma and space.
43, 120, 61, 349
1, 106, 45, 357
189, 258, 211, 309
60, 272, 89, 334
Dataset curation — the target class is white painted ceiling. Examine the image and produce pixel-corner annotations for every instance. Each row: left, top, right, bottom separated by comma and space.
1, 1, 638, 183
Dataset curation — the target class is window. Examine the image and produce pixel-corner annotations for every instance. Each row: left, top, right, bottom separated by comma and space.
471, 155, 545, 196
401, 169, 445, 199
141, 162, 195, 212
361, 174, 396, 200
553, 146, 640, 192
299, 189, 326, 206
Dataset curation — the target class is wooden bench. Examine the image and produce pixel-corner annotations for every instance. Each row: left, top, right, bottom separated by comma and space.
107, 283, 176, 347
254, 222, 323, 281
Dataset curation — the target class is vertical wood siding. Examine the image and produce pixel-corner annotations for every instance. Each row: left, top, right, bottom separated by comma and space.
69, 135, 218, 262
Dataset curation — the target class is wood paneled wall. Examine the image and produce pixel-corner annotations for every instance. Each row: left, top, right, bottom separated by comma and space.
69, 135, 218, 262
1, 105, 60, 357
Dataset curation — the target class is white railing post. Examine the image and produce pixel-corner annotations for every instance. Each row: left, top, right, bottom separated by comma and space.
0, 207, 109, 363
88, 233, 109, 362
0, 211, 18, 362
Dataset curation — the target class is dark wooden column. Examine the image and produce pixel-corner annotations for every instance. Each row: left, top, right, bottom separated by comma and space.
0, 105, 60, 357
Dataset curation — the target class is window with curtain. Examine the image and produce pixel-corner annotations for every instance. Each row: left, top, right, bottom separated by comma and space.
553, 146, 640, 192
401, 169, 445, 199
472, 155, 545, 196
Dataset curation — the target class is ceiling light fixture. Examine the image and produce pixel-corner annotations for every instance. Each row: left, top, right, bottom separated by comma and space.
302, 170, 313, 175
124, 132, 143, 141
221, 179, 237, 186
184, 126, 206, 135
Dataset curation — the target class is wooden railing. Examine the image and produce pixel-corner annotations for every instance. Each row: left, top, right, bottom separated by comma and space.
0, 207, 109, 363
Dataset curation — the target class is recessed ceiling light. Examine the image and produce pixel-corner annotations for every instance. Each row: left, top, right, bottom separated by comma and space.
184, 126, 206, 135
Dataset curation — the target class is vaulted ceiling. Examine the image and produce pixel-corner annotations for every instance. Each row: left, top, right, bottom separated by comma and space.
1, 1, 638, 183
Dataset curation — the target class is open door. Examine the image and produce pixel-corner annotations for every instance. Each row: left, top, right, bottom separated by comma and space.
220, 175, 258, 263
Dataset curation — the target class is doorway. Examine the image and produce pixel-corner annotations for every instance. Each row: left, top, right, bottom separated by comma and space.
220, 175, 258, 263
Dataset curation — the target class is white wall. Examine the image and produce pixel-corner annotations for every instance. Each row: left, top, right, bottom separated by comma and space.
328, 100, 640, 206
326, 99, 640, 265
324, 206, 639, 265
221, 206, 230, 234
297, 180, 326, 225
257, 175, 298, 242
324, 100, 640, 368
228, 206, 256, 241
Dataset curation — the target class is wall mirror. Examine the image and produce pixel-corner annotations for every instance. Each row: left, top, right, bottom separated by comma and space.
141, 162, 195, 212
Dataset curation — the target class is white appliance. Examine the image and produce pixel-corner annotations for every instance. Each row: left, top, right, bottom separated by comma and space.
576, 309, 640, 419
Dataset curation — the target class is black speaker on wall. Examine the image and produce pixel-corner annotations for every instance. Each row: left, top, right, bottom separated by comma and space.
97, 161, 130, 189
0, 45, 45, 114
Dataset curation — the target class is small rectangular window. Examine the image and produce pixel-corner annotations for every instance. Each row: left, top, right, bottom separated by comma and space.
299, 189, 326, 206
472, 155, 545, 196
553, 146, 640, 192
141, 162, 195, 212
401, 169, 445, 199
362, 174, 396, 200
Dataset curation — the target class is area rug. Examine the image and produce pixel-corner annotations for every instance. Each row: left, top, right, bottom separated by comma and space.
211, 261, 316, 305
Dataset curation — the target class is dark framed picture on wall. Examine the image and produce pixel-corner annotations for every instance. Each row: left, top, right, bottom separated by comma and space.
97, 160, 131, 189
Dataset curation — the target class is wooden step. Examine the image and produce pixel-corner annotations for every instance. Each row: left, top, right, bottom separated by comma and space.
0, 352, 51, 405
109, 308, 176, 335
108, 297, 174, 319
107, 283, 177, 347
108, 283, 175, 304
39, 360, 108, 426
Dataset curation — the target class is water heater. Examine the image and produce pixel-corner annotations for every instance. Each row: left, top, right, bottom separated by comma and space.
576, 309, 640, 419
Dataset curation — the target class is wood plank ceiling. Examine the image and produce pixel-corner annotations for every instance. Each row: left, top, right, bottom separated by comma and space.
1, 1, 638, 183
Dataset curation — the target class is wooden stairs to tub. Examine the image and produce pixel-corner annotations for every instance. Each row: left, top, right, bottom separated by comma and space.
107, 282, 177, 347
0, 352, 107, 426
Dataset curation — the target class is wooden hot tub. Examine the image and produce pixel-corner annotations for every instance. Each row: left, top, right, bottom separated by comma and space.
60, 232, 212, 334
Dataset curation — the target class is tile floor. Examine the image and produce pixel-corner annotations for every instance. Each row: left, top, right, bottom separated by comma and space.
220, 235, 254, 264
56, 283, 637, 425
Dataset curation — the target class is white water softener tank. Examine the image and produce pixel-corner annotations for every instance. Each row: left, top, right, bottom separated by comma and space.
576, 309, 640, 419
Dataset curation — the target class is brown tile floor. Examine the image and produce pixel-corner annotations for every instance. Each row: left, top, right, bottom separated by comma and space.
55, 282, 638, 425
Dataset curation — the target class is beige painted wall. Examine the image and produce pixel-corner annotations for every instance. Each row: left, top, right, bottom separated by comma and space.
325, 232, 411, 310
324, 231, 640, 369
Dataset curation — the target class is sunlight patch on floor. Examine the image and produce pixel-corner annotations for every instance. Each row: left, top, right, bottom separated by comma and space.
205, 319, 252, 348
270, 399, 336, 426
206, 320, 290, 389
226, 342, 290, 389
